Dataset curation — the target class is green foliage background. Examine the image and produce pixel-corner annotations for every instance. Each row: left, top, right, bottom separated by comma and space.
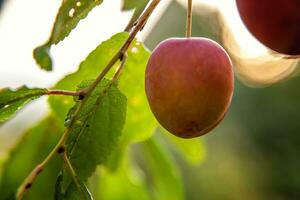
1, 1, 300, 200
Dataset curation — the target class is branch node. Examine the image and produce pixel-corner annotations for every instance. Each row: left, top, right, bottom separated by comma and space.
57, 146, 65, 154
119, 52, 125, 61
140, 21, 147, 31
36, 166, 43, 175
25, 183, 32, 190
78, 90, 86, 100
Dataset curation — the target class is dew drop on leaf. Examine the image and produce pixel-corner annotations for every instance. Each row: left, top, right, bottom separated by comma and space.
69, 8, 75, 17
76, 1, 81, 7
64, 119, 72, 127
131, 47, 138, 53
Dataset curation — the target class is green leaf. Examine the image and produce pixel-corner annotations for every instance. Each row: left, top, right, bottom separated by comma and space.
49, 32, 129, 125
0, 116, 63, 200
122, 0, 149, 11
33, 44, 52, 71
106, 39, 157, 170
49, 31, 156, 143
119, 40, 156, 143
58, 79, 127, 198
69, 79, 127, 179
122, 0, 149, 31
55, 171, 93, 200
54, 173, 64, 200
97, 160, 151, 200
74, 178, 93, 200
0, 86, 47, 124
99, 137, 185, 200
160, 128, 207, 164
140, 135, 184, 200
49, 32, 156, 170
34, 0, 104, 70
50, 0, 104, 45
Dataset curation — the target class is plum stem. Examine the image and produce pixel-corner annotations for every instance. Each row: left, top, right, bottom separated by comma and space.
186, 0, 193, 38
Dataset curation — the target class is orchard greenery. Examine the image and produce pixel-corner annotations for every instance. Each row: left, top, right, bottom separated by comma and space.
1, 0, 299, 199
0, 0, 205, 200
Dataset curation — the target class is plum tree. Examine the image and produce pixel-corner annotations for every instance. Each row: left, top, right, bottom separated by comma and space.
236, 0, 300, 56
145, 38, 234, 138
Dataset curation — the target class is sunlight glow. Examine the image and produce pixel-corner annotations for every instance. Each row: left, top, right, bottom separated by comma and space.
179, 0, 268, 57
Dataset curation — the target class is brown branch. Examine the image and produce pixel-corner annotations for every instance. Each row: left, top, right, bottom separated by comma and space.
46, 89, 81, 97
16, 132, 67, 199
80, 0, 161, 97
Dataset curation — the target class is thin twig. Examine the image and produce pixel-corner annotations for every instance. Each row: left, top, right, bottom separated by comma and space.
16, 128, 68, 199
80, 0, 161, 97
16, 98, 85, 200
186, 0, 193, 38
63, 152, 93, 199
112, 53, 128, 82
16, 0, 161, 199
124, 0, 149, 32
62, 152, 85, 197
63, 152, 77, 183
46, 89, 81, 97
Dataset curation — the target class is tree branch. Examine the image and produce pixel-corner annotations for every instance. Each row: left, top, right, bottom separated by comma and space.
46, 89, 81, 97
16, 0, 161, 199
80, 0, 161, 97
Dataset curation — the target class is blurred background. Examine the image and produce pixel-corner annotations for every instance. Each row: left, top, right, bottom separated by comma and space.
1, 0, 300, 199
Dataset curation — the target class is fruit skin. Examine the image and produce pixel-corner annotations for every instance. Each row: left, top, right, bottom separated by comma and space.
236, 0, 300, 56
145, 38, 234, 138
